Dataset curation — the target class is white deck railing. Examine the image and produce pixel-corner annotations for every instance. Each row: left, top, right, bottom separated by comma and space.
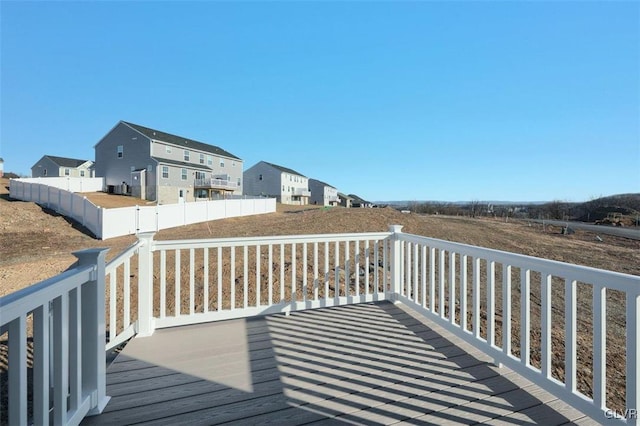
0, 249, 110, 426
2, 225, 639, 425
391, 228, 640, 425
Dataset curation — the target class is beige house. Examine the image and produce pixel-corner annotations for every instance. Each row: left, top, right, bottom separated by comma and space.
31, 155, 94, 178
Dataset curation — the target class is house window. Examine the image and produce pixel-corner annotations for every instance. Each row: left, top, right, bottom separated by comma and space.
64, 168, 70, 176
237, 177, 241, 186
282, 185, 285, 191
259, 174, 263, 181
220, 159, 225, 167
80, 170, 85, 177
166, 145, 172, 154
207, 155, 213, 166
117, 145, 124, 159
184, 150, 190, 161
181, 168, 188, 180
200, 153, 205, 164
162, 166, 169, 179
43, 168, 47, 176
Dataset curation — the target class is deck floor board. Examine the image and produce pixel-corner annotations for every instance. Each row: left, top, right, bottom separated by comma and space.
82, 302, 592, 425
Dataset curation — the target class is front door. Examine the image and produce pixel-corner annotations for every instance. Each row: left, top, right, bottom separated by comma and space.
178, 189, 185, 204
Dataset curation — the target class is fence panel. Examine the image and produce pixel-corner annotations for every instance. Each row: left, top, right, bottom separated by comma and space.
224, 199, 242, 217
157, 204, 184, 230
206, 200, 226, 221
137, 206, 158, 234
10, 177, 104, 192
184, 201, 208, 225
101, 207, 137, 240
59, 190, 74, 216
72, 194, 85, 218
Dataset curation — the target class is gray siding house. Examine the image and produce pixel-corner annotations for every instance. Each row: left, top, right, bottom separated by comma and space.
243, 161, 310, 205
31, 155, 94, 178
309, 179, 340, 206
94, 121, 243, 204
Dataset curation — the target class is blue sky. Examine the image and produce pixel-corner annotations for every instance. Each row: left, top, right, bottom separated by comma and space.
1, 1, 638, 202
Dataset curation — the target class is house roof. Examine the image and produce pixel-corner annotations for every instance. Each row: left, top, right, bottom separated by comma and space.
309, 178, 336, 189
262, 161, 306, 177
41, 155, 91, 168
151, 157, 213, 171
337, 192, 352, 199
348, 194, 370, 204
123, 121, 241, 160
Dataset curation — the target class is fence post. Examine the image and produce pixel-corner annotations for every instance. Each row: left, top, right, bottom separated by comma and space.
389, 225, 403, 302
72, 247, 111, 416
98, 207, 104, 240
137, 232, 156, 337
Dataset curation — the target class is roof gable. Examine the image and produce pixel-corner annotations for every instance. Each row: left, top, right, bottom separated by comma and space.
309, 178, 336, 189
262, 161, 306, 177
122, 121, 241, 160
43, 155, 92, 168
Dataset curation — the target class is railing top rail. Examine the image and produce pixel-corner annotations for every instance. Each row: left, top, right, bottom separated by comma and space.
105, 240, 144, 274
0, 264, 95, 326
151, 231, 392, 250
398, 232, 640, 292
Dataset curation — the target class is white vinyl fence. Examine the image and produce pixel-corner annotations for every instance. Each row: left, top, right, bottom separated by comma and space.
12, 177, 104, 193
8, 178, 276, 240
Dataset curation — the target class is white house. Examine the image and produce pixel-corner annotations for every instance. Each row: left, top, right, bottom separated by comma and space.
243, 161, 311, 205
309, 178, 340, 206
31, 155, 94, 178
94, 121, 243, 204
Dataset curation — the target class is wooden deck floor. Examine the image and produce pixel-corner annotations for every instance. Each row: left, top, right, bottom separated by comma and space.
83, 302, 598, 425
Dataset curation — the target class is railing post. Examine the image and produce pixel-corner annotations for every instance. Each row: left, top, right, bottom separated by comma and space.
389, 225, 403, 302
73, 247, 111, 416
137, 232, 156, 337
627, 292, 640, 426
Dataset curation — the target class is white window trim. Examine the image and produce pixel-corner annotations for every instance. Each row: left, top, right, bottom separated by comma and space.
162, 166, 169, 179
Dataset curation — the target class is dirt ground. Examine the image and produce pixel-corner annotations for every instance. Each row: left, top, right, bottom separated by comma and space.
1, 178, 639, 415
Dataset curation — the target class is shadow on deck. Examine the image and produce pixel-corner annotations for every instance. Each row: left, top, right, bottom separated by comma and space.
82, 302, 596, 425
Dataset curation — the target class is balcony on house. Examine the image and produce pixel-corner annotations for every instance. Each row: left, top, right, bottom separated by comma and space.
1, 226, 639, 425
194, 174, 238, 191
292, 187, 311, 197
